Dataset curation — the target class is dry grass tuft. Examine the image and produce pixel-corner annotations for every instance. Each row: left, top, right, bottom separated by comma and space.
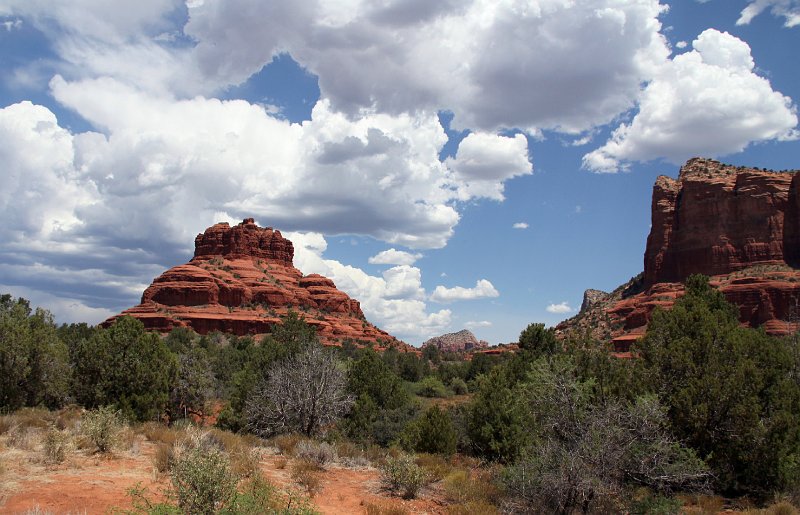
680, 494, 726, 514
207, 428, 261, 478
445, 500, 499, 515
0, 415, 14, 435
54, 405, 83, 431
139, 422, 182, 446
152, 442, 175, 474
294, 440, 336, 469
443, 468, 502, 507
8, 425, 39, 451
415, 453, 454, 482
12, 407, 55, 430
364, 502, 410, 515
334, 441, 370, 468
42, 427, 71, 464
270, 433, 303, 456
291, 458, 323, 497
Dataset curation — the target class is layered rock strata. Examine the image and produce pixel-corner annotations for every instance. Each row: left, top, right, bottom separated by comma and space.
106, 219, 407, 349
558, 158, 800, 344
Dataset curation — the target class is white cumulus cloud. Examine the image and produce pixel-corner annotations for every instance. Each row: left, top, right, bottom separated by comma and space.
465, 320, 492, 328
287, 231, 451, 342
368, 248, 423, 266
430, 279, 499, 303
513, 222, 529, 229
546, 301, 573, 314
584, 29, 798, 172
737, 0, 800, 27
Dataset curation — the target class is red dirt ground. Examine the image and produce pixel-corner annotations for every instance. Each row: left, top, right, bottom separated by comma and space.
0, 437, 448, 514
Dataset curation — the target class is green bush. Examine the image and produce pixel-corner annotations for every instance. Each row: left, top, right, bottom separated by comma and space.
380, 453, 429, 499
449, 378, 468, 395
72, 316, 177, 422
170, 442, 238, 514
414, 376, 449, 398
401, 406, 457, 455
82, 406, 123, 453
0, 295, 70, 410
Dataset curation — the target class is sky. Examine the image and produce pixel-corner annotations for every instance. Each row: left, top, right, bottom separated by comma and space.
0, 0, 798, 346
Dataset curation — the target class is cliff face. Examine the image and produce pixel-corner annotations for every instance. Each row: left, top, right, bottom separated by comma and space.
422, 329, 489, 354
105, 219, 407, 349
558, 158, 800, 343
644, 158, 800, 286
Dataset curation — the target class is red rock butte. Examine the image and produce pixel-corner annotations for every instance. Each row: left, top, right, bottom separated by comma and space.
558, 158, 800, 348
105, 218, 410, 350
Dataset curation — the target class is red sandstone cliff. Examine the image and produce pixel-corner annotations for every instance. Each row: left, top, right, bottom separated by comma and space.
558, 158, 800, 345
105, 218, 409, 350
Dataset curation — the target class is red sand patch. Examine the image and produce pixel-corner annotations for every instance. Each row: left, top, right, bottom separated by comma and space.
1, 438, 449, 514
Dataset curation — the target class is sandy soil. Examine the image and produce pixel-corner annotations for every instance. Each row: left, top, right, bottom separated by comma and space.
0, 435, 448, 515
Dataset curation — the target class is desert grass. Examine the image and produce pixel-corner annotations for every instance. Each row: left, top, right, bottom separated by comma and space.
334, 440, 370, 468
291, 458, 323, 497
293, 440, 336, 469
270, 432, 304, 456
138, 421, 182, 446
415, 452, 454, 482
442, 467, 503, 512
41, 427, 71, 465
741, 501, 800, 515
363, 502, 410, 515
445, 500, 499, 515
679, 493, 726, 514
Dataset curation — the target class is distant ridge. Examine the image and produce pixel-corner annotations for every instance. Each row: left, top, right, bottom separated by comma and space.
422, 329, 489, 353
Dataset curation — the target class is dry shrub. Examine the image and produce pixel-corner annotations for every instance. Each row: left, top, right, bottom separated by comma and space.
364, 502, 410, 515
42, 427, 70, 464
153, 442, 176, 474
81, 406, 123, 453
766, 501, 800, 515
680, 494, 726, 515
119, 426, 138, 452
335, 441, 370, 468
271, 433, 303, 456
12, 407, 55, 429
365, 444, 388, 465
445, 500, 498, 515
443, 468, 502, 506
230, 447, 260, 479
291, 458, 323, 497
54, 405, 83, 431
139, 422, 182, 446
0, 415, 14, 435
8, 426, 38, 451
294, 440, 336, 468
208, 428, 260, 478
415, 453, 453, 481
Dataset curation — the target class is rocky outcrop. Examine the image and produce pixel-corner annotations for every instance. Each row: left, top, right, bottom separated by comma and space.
422, 329, 489, 354
580, 289, 610, 313
558, 158, 800, 342
644, 158, 800, 286
105, 219, 409, 350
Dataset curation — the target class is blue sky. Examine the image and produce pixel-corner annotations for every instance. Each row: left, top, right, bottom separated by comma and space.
0, 0, 798, 345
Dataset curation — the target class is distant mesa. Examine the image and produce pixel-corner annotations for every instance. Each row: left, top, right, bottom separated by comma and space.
104, 218, 410, 351
422, 329, 489, 354
558, 157, 800, 349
